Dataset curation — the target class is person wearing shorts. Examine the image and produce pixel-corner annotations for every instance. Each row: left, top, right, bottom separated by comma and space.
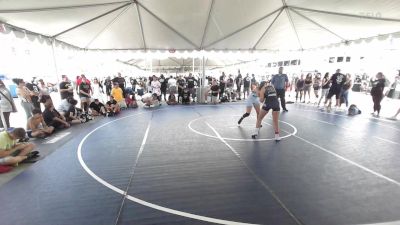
210, 79, 220, 104
324, 69, 346, 111
0, 128, 37, 165
79, 75, 92, 114
252, 81, 281, 141
238, 82, 261, 125
243, 74, 251, 100
27, 108, 55, 138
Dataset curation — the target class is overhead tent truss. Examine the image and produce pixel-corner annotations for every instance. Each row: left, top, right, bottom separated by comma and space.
118, 56, 258, 72
1, 0, 400, 52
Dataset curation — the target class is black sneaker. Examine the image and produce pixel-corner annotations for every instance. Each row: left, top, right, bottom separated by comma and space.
238, 117, 244, 125
21, 158, 38, 163
283, 109, 288, 112
19, 137, 30, 143
27, 151, 39, 157
251, 134, 257, 139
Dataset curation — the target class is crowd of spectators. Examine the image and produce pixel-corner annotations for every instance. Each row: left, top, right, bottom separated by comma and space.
1, 68, 400, 173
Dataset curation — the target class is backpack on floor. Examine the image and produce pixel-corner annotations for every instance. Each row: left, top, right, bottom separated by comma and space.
348, 104, 361, 116
220, 96, 229, 102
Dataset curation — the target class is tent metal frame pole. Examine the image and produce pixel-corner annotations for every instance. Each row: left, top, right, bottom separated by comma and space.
0, 1, 131, 13
253, 8, 284, 49
289, 6, 400, 23
200, 0, 215, 49
52, 2, 131, 38
168, 57, 183, 66
51, 39, 60, 84
134, 1, 147, 50
85, 4, 131, 48
204, 7, 283, 48
0, 22, 82, 49
150, 57, 153, 74
282, 0, 303, 50
136, 1, 199, 48
289, 8, 346, 41
0, 108, 7, 129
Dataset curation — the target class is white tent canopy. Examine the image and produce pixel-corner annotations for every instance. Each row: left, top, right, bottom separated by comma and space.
1, 0, 400, 51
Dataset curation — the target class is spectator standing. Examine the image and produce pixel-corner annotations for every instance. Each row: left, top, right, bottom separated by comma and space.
59, 75, 74, 100
324, 69, 347, 111
113, 73, 126, 96
235, 70, 243, 100
151, 75, 162, 101
186, 73, 197, 102
168, 76, 177, 97
341, 74, 352, 108
295, 74, 305, 102
177, 75, 186, 103
313, 73, 322, 100
226, 75, 235, 101
13, 79, 34, 119
91, 78, 103, 102
159, 74, 168, 101
251, 74, 257, 86
79, 75, 92, 114
0, 79, 17, 129
370, 72, 386, 117
25, 79, 41, 109
104, 76, 112, 97
210, 79, 220, 104
219, 72, 226, 100
243, 73, 251, 100
318, 73, 330, 107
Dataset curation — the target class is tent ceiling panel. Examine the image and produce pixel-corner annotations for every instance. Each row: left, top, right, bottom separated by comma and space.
206, 11, 279, 50
56, 6, 129, 49
140, 0, 210, 47
86, 5, 143, 49
0, 0, 129, 11
202, 0, 283, 47
299, 10, 400, 41
0, 3, 129, 36
130, 57, 234, 69
139, 4, 195, 50
256, 11, 301, 50
289, 10, 343, 49
286, 0, 400, 19
1, 0, 400, 51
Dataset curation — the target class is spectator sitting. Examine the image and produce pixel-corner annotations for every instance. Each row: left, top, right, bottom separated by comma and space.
111, 82, 127, 109
0, 128, 37, 165
89, 99, 106, 116
106, 96, 121, 116
167, 93, 178, 105
65, 98, 86, 124
27, 108, 55, 138
142, 93, 160, 107
41, 95, 70, 130
125, 94, 138, 108
57, 97, 72, 116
